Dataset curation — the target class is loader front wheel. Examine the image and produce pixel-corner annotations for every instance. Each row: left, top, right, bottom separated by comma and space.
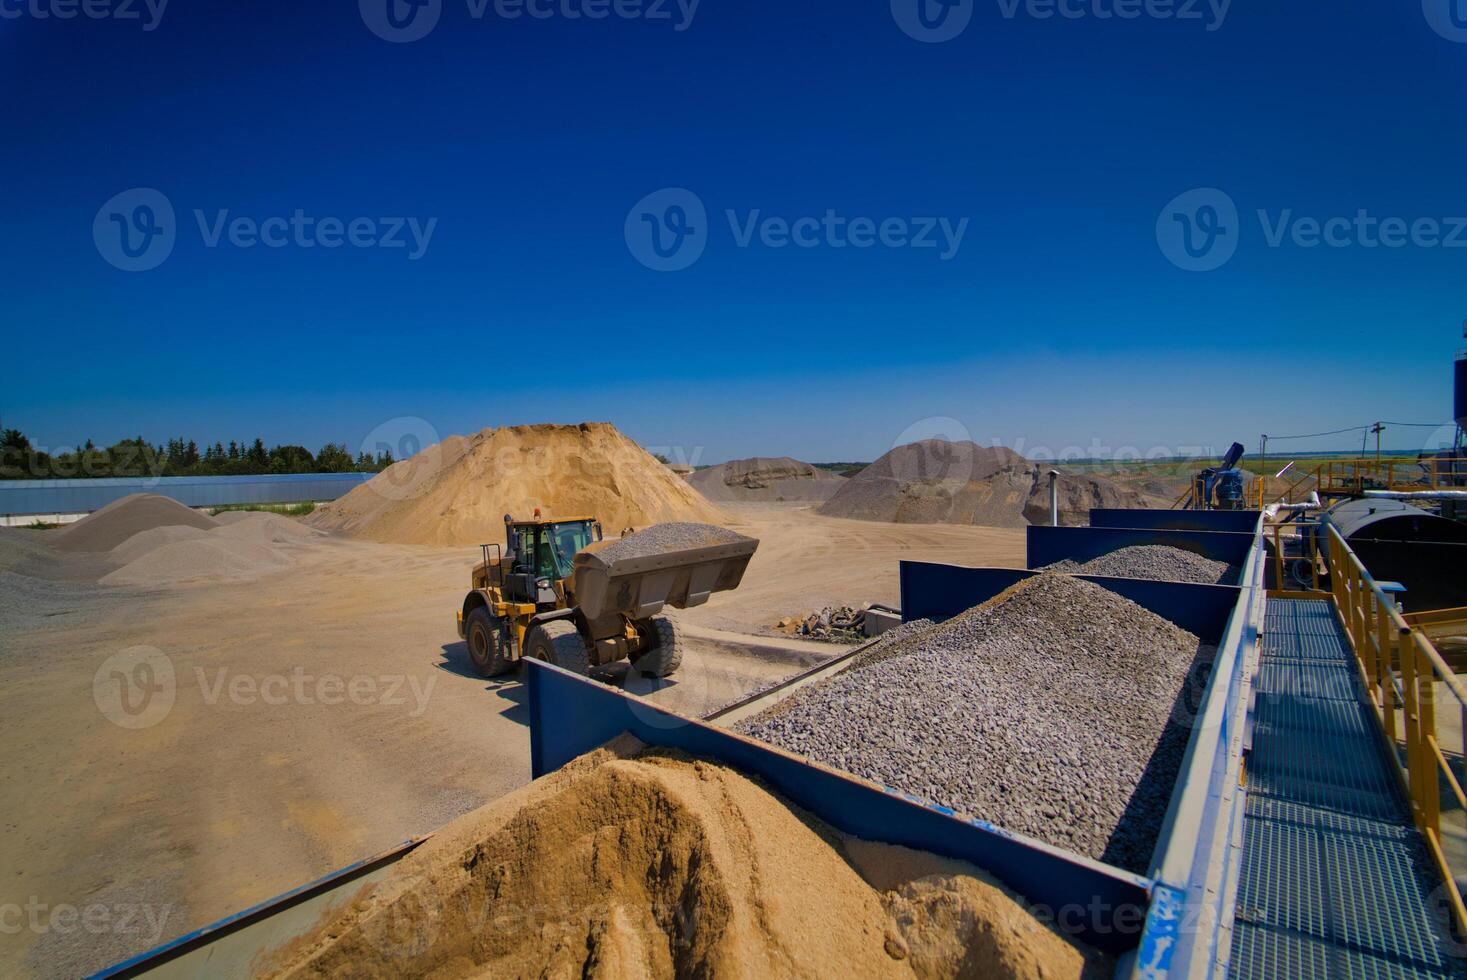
632, 616, 682, 678
525, 620, 591, 676
465, 607, 514, 678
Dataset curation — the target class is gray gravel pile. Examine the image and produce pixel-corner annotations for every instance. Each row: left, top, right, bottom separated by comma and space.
1044, 545, 1236, 585
736, 574, 1214, 872
591, 522, 750, 563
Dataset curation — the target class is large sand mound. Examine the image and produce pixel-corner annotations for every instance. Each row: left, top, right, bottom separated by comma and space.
100, 512, 321, 588
819, 441, 1145, 527
262, 736, 1105, 980
307, 422, 729, 546
688, 456, 847, 503
100, 537, 291, 587
51, 493, 218, 552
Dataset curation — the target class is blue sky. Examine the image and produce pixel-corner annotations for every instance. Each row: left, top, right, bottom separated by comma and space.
2, 0, 1464, 464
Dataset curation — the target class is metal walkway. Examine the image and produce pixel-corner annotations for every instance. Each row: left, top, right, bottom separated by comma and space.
1230, 598, 1463, 979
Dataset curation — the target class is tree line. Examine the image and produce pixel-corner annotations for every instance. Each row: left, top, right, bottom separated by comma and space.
0, 429, 395, 480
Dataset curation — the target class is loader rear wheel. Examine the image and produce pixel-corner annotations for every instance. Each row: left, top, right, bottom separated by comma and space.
632, 616, 682, 678
525, 620, 591, 676
465, 607, 514, 678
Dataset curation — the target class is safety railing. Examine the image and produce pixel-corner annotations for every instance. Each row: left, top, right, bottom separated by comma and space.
1326, 523, 1467, 934
1316, 457, 1457, 496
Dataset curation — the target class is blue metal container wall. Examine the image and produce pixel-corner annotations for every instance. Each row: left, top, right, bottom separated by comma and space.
0, 473, 372, 516
898, 561, 1241, 639
1026, 525, 1256, 575
1088, 508, 1261, 533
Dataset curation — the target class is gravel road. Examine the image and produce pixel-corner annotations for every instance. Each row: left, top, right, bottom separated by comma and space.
736, 574, 1214, 873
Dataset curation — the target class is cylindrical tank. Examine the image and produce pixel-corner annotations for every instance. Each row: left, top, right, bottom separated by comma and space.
1456, 351, 1467, 431
1326, 498, 1467, 611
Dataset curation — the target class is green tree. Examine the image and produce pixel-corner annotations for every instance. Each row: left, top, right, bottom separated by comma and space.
315, 442, 354, 473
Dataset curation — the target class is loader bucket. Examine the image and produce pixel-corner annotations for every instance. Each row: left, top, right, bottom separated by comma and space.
573, 536, 759, 621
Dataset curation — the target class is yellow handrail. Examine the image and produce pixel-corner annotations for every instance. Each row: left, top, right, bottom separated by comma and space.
1325, 524, 1467, 934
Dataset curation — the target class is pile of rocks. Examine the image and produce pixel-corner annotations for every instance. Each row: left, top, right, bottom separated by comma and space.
739, 574, 1215, 873
773, 605, 867, 642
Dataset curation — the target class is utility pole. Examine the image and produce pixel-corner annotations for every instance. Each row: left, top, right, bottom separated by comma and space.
1260, 434, 1267, 470
1371, 421, 1384, 470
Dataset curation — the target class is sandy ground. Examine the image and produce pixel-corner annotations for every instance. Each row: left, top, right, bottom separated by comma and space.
0, 503, 1022, 979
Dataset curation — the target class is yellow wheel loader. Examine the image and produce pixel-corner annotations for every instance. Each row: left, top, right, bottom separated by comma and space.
455, 513, 758, 679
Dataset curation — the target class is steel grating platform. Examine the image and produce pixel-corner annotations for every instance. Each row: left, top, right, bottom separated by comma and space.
1230, 599, 1464, 979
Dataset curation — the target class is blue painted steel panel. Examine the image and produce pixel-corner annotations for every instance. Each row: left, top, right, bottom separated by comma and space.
898, 561, 1241, 640
0, 473, 372, 516
1026, 525, 1255, 578
1089, 508, 1262, 533
526, 659, 1152, 956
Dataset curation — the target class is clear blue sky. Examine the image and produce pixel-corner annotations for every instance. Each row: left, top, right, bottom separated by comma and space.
2, 0, 1463, 464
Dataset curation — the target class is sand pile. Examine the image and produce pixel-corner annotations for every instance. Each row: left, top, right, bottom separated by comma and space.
307, 422, 728, 547
96, 511, 322, 588
262, 736, 1106, 980
688, 456, 846, 503
819, 441, 1145, 528
51, 494, 218, 551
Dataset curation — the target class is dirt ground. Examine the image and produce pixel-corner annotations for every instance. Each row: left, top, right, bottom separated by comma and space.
0, 502, 1023, 979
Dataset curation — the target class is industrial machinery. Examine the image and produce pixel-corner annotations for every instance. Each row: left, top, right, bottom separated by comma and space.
1184, 441, 1248, 510
455, 512, 758, 679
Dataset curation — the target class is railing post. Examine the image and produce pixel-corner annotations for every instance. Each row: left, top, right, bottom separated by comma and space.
1400, 613, 1419, 825
1379, 595, 1396, 739
1416, 633, 1441, 838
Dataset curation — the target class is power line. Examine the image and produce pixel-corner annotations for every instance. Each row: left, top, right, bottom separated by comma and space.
1267, 420, 1455, 441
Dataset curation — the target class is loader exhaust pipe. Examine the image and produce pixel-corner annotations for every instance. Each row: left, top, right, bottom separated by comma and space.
1048, 469, 1060, 527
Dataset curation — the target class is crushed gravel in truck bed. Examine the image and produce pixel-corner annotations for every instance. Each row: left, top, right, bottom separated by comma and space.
736, 574, 1214, 873
591, 522, 751, 562
1042, 545, 1236, 585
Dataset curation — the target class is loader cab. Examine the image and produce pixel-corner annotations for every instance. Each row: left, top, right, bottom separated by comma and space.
501, 514, 602, 606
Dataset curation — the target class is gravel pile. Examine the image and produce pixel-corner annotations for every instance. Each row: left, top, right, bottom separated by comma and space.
592, 522, 750, 562
1043, 545, 1236, 585
736, 574, 1214, 873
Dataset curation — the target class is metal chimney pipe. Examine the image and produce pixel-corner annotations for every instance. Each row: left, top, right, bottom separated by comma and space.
1048, 469, 1060, 527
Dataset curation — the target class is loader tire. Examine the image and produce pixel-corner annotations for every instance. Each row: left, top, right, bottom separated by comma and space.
525, 620, 591, 676
465, 607, 515, 678
632, 616, 682, 678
